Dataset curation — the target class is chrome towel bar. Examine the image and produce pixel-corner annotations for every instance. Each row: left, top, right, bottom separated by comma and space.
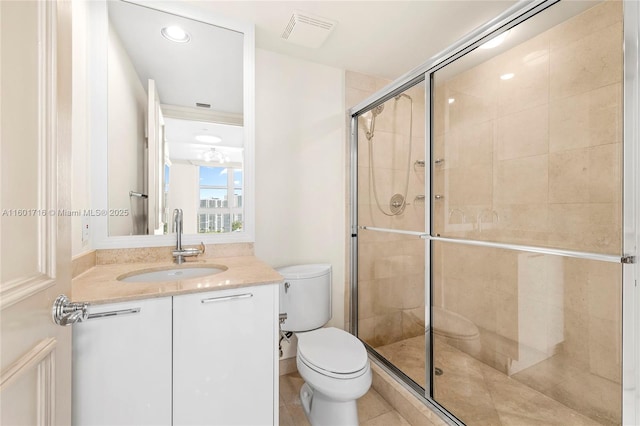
87, 308, 141, 320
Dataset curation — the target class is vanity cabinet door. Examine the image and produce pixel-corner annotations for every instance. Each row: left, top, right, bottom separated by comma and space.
173, 284, 278, 426
72, 297, 172, 426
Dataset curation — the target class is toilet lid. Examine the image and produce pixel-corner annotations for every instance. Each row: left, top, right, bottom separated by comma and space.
297, 327, 368, 375
277, 264, 331, 279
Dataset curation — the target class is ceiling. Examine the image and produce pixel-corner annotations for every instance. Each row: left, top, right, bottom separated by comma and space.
109, 1, 244, 114
108, 0, 524, 163
109, 1, 601, 164
108, 0, 522, 116
187, 1, 519, 81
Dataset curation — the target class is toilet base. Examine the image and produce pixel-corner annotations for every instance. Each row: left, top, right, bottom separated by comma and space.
300, 383, 359, 426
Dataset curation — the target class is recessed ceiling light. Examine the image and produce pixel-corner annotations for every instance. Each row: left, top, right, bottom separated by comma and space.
500, 73, 515, 80
479, 30, 510, 50
195, 135, 222, 143
161, 26, 191, 43
448, 98, 455, 104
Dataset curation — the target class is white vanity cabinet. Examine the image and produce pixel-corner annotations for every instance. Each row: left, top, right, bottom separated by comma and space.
73, 297, 173, 426
72, 284, 279, 426
173, 284, 279, 426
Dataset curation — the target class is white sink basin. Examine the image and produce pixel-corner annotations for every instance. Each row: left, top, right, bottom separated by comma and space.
118, 266, 225, 283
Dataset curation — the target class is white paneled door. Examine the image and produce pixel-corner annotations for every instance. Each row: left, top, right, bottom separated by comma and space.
0, 1, 74, 425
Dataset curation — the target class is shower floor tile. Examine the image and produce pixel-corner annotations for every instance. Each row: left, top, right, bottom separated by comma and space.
279, 371, 410, 426
376, 335, 609, 426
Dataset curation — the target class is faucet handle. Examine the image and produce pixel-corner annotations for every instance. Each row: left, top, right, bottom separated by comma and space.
199, 242, 206, 255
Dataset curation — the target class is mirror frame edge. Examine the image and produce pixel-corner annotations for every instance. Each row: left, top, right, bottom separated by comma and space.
89, 0, 256, 249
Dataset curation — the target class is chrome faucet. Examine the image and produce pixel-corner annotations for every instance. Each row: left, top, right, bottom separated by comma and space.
174, 208, 183, 250
172, 209, 205, 264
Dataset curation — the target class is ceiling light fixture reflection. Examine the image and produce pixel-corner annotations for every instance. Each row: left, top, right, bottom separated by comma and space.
448, 98, 455, 104
161, 26, 191, 43
195, 134, 222, 144
479, 30, 510, 50
500, 73, 515, 80
203, 148, 230, 164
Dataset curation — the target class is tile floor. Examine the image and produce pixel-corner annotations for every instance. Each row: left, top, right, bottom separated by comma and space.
279, 371, 411, 426
376, 335, 615, 426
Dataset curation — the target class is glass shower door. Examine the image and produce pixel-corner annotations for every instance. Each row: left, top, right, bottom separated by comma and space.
354, 79, 429, 390
430, 1, 623, 424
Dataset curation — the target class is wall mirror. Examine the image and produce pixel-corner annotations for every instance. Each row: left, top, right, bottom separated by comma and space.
90, 0, 255, 248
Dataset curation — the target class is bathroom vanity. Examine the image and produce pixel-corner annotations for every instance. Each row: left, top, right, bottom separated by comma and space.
70, 0, 270, 422
71, 256, 281, 426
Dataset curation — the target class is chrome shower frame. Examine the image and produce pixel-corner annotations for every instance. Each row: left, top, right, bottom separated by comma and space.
349, 0, 640, 424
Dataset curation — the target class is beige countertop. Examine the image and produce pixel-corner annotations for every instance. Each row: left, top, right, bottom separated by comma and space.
72, 256, 283, 305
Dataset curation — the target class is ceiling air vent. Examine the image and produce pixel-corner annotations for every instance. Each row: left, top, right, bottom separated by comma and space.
281, 10, 337, 48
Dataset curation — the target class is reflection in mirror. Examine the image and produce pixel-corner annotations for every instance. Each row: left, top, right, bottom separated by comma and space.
106, 1, 244, 236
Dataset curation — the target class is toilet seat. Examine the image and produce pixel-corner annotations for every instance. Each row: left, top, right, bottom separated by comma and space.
297, 327, 369, 379
432, 306, 480, 340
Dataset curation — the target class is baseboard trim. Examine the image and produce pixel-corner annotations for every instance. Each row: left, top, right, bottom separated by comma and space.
279, 357, 297, 376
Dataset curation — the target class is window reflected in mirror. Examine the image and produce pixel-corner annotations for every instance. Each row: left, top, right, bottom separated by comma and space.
197, 166, 243, 234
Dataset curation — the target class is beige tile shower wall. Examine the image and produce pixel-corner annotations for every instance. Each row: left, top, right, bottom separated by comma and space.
346, 71, 427, 347
433, 1, 622, 255
432, 2, 622, 422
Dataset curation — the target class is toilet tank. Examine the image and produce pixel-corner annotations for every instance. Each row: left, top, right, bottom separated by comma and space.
277, 264, 332, 332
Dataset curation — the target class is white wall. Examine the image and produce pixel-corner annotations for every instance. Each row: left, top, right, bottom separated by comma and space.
107, 23, 147, 236
254, 49, 346, 358
71, 0, 91, 257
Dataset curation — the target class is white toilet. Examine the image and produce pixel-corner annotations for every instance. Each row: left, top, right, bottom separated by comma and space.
278, 264, 371, 426
432, 306, 481, 356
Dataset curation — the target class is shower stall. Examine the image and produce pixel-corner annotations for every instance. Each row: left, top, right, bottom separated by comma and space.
349, 1, 638, 425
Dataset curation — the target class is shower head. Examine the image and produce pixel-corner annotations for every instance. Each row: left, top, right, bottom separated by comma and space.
371, 104, 384, 116
395, 93, 412, 101
363, 104, 385, 141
